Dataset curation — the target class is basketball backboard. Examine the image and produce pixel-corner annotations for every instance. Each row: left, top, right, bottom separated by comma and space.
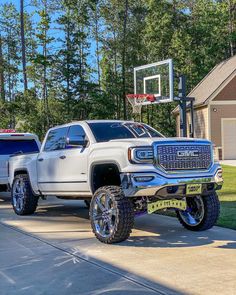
134, 58, 174, 105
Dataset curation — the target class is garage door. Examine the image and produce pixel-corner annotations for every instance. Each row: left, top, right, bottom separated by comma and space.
222, 119, 236, 160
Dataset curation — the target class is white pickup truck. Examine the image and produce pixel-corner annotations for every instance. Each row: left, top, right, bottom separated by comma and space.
9, 120, 223, 243
0, 131, 40, 192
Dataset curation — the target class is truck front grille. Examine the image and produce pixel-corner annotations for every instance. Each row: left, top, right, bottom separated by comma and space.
156, 144, 212, 171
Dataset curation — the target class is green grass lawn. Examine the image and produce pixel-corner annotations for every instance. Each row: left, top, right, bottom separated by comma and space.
217, 165, 236, 230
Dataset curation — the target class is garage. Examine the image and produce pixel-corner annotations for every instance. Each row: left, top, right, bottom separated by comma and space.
173, 55, 236, 160
222, 118, 236, 160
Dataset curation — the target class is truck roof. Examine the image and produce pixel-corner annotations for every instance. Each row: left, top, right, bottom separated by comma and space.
47, 120, 138, 131
0, 132, 39, 140
85, 120, 135, 124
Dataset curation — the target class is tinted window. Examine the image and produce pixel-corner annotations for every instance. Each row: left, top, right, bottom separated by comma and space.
88, 122, 162, 142
88, 122, 135, 142
44, 127, 67, 151
141, 124, 163, 137
143, 125, 161, 137
0, 140, 39, 155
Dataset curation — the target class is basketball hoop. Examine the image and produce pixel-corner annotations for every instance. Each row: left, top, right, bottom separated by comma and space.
126, 94, 156, 114
127, 59, 174, 116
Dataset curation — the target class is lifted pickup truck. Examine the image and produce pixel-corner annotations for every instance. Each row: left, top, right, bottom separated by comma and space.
9, 120, 223, 243
0, 131, 40, 191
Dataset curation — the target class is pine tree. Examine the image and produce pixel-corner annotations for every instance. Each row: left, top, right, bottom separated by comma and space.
0, 3, 21, 102
0, 33, 5, 101
20, 0, 28, 91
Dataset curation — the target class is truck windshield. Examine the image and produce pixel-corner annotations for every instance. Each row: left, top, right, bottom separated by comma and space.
88, 122, 163, 142
0, 139, 39, 155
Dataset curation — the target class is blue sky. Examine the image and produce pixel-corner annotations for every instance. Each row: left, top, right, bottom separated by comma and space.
1, 0, 98, 81
1, 0, 62, 52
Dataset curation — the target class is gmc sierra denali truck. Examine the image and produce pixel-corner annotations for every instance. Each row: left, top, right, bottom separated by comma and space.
9, 120, 223, 244
0, 131, 40, 192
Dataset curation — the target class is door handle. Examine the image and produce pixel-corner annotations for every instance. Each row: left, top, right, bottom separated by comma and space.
38, 158, 44, 162
59, 155, 66, 159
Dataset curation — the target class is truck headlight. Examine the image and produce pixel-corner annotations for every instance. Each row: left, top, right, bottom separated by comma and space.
217, 169, 223, 179
128, 147, 154, 164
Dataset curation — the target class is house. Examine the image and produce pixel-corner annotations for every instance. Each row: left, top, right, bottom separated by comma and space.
173, 55, 236, 160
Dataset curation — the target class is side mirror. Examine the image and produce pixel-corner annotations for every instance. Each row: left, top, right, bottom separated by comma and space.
67, 136, 88, 148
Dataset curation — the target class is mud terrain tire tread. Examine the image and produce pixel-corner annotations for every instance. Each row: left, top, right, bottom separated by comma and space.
12, 174, 39, 215
90, 186, 134, 244
176, 192, 220, 231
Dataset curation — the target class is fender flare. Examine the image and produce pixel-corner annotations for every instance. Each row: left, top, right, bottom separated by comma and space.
13, 169, 40, 196
89, 161, 122, 193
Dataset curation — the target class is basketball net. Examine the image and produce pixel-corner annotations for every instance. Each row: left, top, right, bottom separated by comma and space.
126, 94, 156, 114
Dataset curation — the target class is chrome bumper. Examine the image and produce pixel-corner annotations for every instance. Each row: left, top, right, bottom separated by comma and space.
121, 163, 223, 198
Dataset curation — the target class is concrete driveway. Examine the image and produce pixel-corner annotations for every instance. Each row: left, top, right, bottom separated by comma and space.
0, 194, 235, 295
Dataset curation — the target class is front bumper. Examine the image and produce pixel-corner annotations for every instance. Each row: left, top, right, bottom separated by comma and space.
121, 163, 223, 198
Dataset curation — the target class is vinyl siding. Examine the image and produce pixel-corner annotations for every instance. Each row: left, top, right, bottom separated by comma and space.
175, 106, 208, 139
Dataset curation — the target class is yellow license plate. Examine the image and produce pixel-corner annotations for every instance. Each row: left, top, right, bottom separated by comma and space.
147, 199, 187, 214
186, 184, 202, 195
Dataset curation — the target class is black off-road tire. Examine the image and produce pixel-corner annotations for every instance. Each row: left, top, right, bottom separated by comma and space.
11, 174, 39, 215
90, 186, 134, 244
176, 193, 220, 231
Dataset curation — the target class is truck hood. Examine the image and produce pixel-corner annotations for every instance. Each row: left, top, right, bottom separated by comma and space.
109, 137, 211, 146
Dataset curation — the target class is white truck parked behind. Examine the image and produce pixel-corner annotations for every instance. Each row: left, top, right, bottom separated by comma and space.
0, 130, 40, 192
9, 121, 223, 243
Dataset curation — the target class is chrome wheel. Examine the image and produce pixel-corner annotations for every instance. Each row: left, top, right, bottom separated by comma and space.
92, 192, 117, 238
179, 196, 205, 226
90, 186, 134, 243
12, 177, 26, 212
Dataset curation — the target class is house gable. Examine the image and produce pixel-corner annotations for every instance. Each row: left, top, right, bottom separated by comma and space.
172, 55, 236, 115
213, 75, 236, 101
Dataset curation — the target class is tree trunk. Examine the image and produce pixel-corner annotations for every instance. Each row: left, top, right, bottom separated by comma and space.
20, 0, 28, 91
122, 0, 128, 120
94, 2, 101, 88
0, 34, 5, 101
228, 0, 236, 56
7, 29, 12, 102
42, 3, 50, 129
43, 38, 49, 128
113, 30, 119, 118
66, 18, 71, 118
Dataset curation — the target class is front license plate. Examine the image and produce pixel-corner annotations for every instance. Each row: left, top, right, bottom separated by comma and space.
186, 184, 202, 195
147, 199, 187, 214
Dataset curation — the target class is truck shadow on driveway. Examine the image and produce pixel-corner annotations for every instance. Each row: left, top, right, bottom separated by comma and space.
125, 220, 236, 249
35, 201, 236, 250
1, 195, 236, 250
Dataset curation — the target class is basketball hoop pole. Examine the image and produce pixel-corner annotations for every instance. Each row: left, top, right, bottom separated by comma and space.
176, 74, 195, 138
178, 75, 187, 137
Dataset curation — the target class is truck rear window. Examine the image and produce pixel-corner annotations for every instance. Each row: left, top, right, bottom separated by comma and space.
0, 140, 39, 155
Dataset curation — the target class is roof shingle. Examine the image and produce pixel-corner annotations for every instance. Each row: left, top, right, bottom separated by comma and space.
173, 55, 236, 114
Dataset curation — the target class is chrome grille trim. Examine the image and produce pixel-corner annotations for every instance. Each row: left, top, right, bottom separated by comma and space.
154, 143, 212, 172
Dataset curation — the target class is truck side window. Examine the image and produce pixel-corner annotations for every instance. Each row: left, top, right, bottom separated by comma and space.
44, 127, 68, 151
66, 125, 87, 148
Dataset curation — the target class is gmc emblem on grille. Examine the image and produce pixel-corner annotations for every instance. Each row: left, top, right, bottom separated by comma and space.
177, 150, 199, 157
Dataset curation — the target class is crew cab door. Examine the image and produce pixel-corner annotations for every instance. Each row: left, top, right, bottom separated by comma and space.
37, 125, 89, 194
